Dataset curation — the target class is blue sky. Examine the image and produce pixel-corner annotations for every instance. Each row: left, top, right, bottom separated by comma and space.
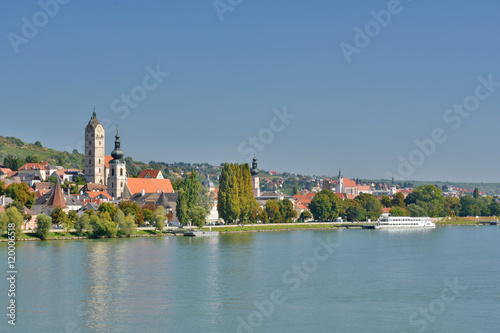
2, 0, 500, 182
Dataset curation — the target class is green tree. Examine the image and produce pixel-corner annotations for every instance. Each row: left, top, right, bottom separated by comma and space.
118, 201, 143, 225
265, 200, 281, 223
5, 182, 36, 209
391, 192, 406, 208
299, 210, 313, 222
3, 207, 24, 237
3, 154, 24, 171
91, 215, 117, 238
218, 163, 241, 223
0, 212, 8, 235
115, 209, 136, 236
142, 208, 153, 224
279, 198, 297, 223
0, 180, 5, 197
98, 202, 118, 220
176, 172, 211, 225
25, 155, 40, 163
75, 214, 92, 236
380, 195, 391, 208
189, 206, 207, 228
407, 203, 427, 217
473, 188, 480, 199
151, 206, 166, 232
50, 207, 67, 226
443, 197, 461, 216
346, 205, 366, 222
34, 141, 43, 148
389, 206, 409, 216
488, 201, 500, 216
61, 215, 75, 232
309, 190, 340, 221
404, 185, 444, 217
355, 193, 383, 220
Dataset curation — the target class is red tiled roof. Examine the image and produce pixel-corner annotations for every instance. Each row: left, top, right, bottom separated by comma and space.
126, 178, 174, 195
0, 205, 5, 213
382, 207, 391, 213
334, 193, 345, 200
105, 156, 113, 168
139, 170, 161, 178
36, 189, 50, 198
85, 191, 113, 200
293, 193, 316, 205
295, 202, 308, 210
18, 163, 44, 171
342, 178, 357, 188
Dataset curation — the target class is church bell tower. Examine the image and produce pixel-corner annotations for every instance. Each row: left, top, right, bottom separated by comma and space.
84, 108, 106, 185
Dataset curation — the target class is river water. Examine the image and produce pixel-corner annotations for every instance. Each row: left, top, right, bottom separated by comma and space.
1, 226, 499, 332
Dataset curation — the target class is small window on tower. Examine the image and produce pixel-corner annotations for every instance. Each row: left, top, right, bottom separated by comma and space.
112, 169, 115, 176
111, 182, 114, 189
120, 169, 123, 176
121, 182, 123, 188
88, 150, 92, 156
89, 159, 91, 165
88, 141, 91, 145
98, 159, 101, 164
99, 141, 101, 145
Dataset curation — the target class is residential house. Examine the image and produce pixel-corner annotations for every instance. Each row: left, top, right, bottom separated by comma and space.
138, 170, 164, 179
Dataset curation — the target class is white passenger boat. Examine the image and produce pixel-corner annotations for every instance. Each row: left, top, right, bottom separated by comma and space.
375, 214, 435, 229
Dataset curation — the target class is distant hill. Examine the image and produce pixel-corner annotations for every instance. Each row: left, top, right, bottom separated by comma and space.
0, 136, 84, 169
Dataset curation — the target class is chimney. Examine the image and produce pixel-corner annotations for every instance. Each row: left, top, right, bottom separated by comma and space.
142, 189, 145, 197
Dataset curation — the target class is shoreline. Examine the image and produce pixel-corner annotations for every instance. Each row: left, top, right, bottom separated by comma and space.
1, 222, 496, 242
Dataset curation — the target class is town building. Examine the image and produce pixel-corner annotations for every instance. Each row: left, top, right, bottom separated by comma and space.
202, 171, 215, 193
251, 155, 260, 198
335, 170, 359, 197
84, 109, 106, 185
107, 129, 127, 199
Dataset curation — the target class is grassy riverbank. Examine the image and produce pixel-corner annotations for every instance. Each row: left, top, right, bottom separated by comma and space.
0, 229, 174, 242
436, 216, 499, 226
202, 223, 349, 233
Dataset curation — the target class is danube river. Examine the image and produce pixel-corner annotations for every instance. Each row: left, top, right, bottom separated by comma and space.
1, 227, 499, 332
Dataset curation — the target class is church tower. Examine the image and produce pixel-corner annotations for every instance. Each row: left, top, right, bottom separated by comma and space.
336, 170, 344, 194
251, 155, 260, 198
107, 129, 127, 199
84, 109, 106, 184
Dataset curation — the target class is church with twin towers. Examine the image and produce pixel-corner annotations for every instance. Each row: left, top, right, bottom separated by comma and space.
84, 109, 127, 199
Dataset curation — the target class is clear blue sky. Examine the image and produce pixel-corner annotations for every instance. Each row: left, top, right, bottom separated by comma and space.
2, 0, 500, 182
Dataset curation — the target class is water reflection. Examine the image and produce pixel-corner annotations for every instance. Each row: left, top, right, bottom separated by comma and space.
81, 240, 132, 332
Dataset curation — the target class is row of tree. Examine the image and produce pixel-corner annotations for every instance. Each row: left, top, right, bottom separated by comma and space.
0, 205, 169, 239
176, 172, 211, 228
217, 163, 260, 223
385, 185, 500, 218
309, 190, 383, 222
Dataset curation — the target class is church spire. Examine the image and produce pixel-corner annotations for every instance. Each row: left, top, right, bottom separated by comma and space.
92, 106, 96, 119
251, 154, 259, 176
110, 127, 124, 160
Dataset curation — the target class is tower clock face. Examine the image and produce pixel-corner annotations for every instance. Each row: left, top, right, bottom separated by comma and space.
96, 126, 104, 137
